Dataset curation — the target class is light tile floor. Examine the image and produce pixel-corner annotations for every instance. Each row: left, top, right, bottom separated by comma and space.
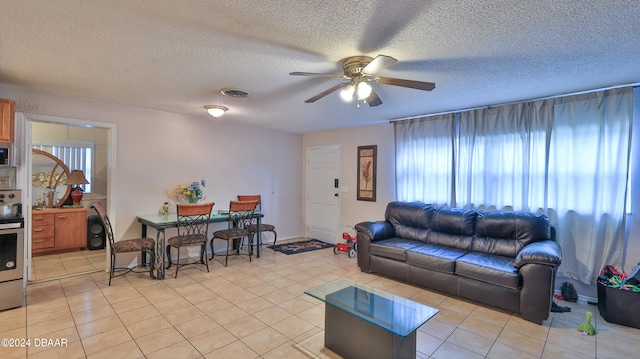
2, 238, 639, 358
31, 249, 106, 281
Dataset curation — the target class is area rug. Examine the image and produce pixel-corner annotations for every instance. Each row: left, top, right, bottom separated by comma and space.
268, 239, 334, 255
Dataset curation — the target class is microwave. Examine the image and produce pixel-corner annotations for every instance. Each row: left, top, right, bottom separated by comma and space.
0, 143, 12, 167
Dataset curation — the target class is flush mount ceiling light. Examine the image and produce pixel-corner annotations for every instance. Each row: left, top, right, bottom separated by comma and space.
205, 105, 228, 118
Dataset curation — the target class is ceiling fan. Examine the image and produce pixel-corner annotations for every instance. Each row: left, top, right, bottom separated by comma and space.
290, 54, 435, 107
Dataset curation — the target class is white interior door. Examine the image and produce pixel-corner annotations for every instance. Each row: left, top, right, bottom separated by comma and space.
306, 146, 341, 243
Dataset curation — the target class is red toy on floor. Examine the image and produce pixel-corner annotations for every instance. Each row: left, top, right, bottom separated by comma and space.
334, 227, 357, 258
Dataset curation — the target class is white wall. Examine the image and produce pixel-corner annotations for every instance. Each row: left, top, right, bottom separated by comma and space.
0, 84, 303, 261
302, 123, 396, 234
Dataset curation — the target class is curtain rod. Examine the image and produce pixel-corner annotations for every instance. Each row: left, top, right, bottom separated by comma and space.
389, 82, 640, 123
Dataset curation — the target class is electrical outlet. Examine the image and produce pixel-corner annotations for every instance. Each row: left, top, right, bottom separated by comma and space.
0, 177, 10, 189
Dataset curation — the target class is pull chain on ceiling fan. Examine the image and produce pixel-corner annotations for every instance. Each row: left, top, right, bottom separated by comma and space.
290, 54, 435, 107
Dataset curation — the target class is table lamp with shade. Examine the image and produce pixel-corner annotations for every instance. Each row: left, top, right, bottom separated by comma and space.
65, 170, 89, 207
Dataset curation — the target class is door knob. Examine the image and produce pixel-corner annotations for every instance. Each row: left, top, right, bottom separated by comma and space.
334, 193, 339, 197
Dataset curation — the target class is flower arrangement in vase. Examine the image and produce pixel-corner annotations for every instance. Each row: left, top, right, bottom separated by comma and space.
171, 179, 206, 203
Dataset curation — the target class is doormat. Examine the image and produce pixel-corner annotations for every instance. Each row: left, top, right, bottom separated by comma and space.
268, 239, 334, 255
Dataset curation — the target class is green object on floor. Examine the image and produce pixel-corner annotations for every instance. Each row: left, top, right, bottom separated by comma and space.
578, 311, 595, 335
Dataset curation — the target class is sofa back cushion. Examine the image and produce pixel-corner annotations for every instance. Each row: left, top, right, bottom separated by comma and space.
426, 208, 476, 250
385, 201, 432, 242
473, 211, 551, 257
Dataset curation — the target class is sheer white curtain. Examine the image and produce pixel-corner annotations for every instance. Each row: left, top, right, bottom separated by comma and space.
457, 103, 549, 211
547, 89, 632, 283
395, 114, 455, 205
395, 87, 633, 284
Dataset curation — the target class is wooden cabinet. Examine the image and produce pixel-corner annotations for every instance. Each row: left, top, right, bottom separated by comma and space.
32, 208, 88, 256
32, 213, 55, 251
0, 99, 14, 143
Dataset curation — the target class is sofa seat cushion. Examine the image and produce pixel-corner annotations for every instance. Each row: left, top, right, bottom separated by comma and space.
370, 238, 421, 261
406, 244, 468, 274
455, 252, 520, 289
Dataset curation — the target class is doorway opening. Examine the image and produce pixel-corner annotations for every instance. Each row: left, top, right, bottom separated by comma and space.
16, 113, 116, 282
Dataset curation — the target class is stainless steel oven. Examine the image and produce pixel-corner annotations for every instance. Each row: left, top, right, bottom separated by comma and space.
0, 189, 23, 311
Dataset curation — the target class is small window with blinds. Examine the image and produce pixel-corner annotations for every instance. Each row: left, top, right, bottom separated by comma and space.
33, 141, 94, 193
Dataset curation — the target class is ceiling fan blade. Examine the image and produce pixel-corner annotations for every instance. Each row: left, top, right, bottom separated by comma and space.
377, 77, 435, 91
304, 83, 348, 103
290, 71, 346, 78
367, 89, 382, 107
362, 55, 398, 75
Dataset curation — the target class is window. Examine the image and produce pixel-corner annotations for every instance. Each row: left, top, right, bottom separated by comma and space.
395, 87, 633, 284
395, 114, 455, 205
33, 141, 94, 193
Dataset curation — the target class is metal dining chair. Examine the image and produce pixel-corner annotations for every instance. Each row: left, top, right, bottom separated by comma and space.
237, 195, 277, 251
90, 202, 156, 285
166, 202, 214, 278
210, 200, 258, 266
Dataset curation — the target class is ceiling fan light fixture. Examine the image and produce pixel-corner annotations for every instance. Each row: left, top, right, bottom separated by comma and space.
356, 82, 372, 100
340, 84, 355, 102
205, 105, 228, 118
290, 54, 436, 107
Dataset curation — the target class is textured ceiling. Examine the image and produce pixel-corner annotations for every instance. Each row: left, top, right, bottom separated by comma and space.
1, 0, 639, 133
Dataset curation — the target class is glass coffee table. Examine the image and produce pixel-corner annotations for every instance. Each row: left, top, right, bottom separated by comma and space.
305, 278, 439, 359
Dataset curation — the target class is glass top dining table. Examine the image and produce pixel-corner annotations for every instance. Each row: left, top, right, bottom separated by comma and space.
137, 211, 263, 279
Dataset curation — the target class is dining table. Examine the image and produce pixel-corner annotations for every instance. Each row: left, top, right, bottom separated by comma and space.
137, 211, 264, 279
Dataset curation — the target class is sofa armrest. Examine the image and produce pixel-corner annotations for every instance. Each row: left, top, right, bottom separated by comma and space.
514, 240, 562, 268
354, 221, 394, 273
355, 221, 395, 242
517, 240, 561, 323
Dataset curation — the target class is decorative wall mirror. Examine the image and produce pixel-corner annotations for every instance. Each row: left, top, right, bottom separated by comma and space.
32, 149, 71, 208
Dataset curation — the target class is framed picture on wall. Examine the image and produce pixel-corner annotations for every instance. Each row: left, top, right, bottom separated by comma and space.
357, 145, 376, 201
